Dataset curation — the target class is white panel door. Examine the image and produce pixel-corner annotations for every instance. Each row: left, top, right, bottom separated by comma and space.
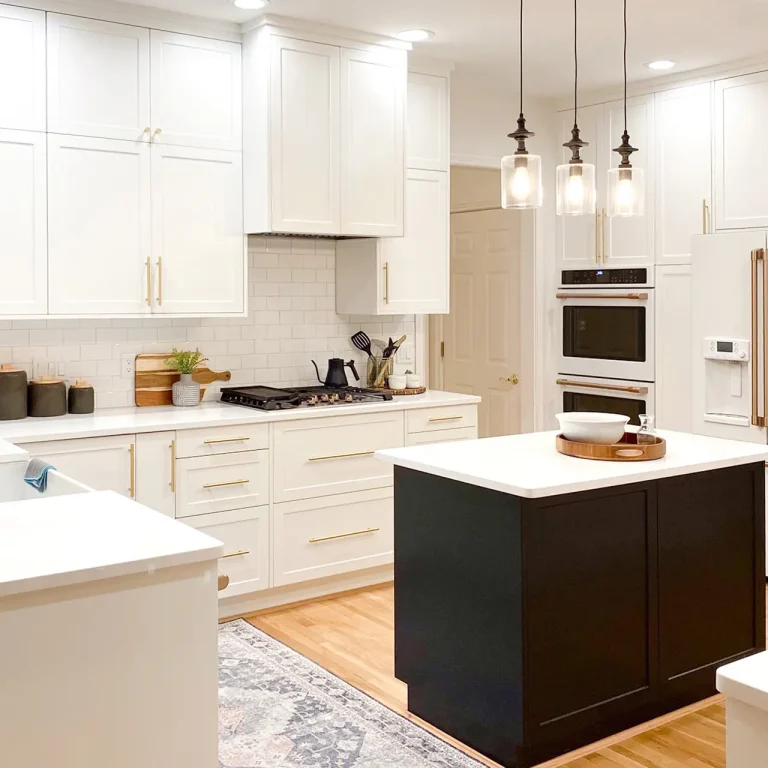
655, 84, 713, 264
380, 169, 448, 314
715, 71, 768, 230
0, 5, 45, 131
150, 31, 242, 151
602, 94, 655, 268
135, 431, 176, 517
270, 36, 340, 235
0, 130, 46, 315
151, 144, 244, 315
48, 135, 151, 315
407, 71, 449, 171
47, 14, 150, 141
341, 46, 406, 237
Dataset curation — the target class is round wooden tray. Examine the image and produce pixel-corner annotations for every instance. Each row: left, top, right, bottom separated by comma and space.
556, 433, 666, 462
372, 386, 427, 396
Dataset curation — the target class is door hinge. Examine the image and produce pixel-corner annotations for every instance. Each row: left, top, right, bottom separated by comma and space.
440, 341, 445, 358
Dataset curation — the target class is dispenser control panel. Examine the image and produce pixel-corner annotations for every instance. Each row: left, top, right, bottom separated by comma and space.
703, 338, 749, 362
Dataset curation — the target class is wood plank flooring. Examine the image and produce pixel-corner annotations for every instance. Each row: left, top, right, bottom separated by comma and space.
246, 583, 767, 768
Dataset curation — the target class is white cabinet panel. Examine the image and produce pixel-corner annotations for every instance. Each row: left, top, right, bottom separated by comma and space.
135, 431, 175, 517
340, 46, 405, 237
0, 5, 45, 131
151, 145, 244, 314
269, 36, 340, 235
0, 130, 46, 316
715, 71, 768, 230
175, 423, 268, 459
47, 14, 150, 141
655, 84, 713, 264
48, 135, 151, 315
405, 426, 478, 446
407, 72, 449, 171
150, 31, 242, 151
406, 404, 479, 434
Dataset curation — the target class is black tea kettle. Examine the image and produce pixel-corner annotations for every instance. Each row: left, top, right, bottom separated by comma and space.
312, 358, 360, 388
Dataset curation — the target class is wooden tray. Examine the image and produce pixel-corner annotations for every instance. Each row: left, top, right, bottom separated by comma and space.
556, 433, 666, 462
372, 386, 427, 396
134, 353, 231, 407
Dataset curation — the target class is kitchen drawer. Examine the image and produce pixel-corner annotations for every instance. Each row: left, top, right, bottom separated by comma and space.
186, 506, 269, 597
406, 426, 478, 446
176, 451, 269, 518
273, 411, 404, 503
273, 488, 394, 587
406, 405, 478, 435
175, 423, 268, 458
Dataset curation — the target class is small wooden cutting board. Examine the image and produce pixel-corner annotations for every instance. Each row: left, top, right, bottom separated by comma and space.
134, 353, 232, 407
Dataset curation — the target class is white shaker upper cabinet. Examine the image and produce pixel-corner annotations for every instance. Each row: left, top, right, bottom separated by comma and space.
150, 31, 242, 151
715, 71, 768, 230
655, 84, 713, 264
0, 130, 46, 316
340, 46, 406, 237
0, 5, 45, 131
407, 71, 449, 171
47, 14, 150, 141
151, 145, 244, 315
48, 135, 152, 315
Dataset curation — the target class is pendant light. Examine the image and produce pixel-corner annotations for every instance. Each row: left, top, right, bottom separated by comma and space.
501, 0, 542, 210
607, 0, 645, 217
556, 0, 596, 216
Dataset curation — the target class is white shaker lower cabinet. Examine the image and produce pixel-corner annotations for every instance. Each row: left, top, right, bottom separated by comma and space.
0, 129, 46, 315
406, 427, 478, 446
135, 431, 176, 517
48, 135, 152, 315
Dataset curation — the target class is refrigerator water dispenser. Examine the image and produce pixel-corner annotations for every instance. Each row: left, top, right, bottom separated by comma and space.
703, 338, 751, 426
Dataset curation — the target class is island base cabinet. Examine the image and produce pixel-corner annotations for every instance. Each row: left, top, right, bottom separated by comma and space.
394, 463, 765, 768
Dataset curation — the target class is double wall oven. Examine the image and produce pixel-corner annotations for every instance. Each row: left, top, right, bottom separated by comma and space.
556, 268, 655, 425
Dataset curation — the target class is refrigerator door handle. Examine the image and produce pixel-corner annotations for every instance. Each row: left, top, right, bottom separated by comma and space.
751, 249, 763, 426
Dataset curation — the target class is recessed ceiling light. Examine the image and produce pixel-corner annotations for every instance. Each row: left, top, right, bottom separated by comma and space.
647, 60, 676, 71
234, 0, 269, 9
395, 29, 434, 43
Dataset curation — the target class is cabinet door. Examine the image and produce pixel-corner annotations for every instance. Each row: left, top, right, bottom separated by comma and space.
47, 14, 150, 141
556, 104, 603, 273
48, 135, 152, 315
602, 95, 655, 268
135, 431, 176, 517
655, 85, 713, 264
150, 31, 242, 151
0, 5, 45, 131
380, 169, 448, 314
151, 144, 244, 315
341, 46, 406, 237
20, 436, 136, 497
407, 72, 449, 171
270, 36, 340, 235
0, 130, 46, 315
715, 71, 768, 230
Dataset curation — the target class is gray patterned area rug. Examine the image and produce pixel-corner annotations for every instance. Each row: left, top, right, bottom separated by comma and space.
219, 619, 484, 768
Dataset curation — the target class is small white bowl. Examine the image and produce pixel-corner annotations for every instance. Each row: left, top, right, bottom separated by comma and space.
388, 374, 407, 390
556, 412, 630, 445
406, 374, 421, 388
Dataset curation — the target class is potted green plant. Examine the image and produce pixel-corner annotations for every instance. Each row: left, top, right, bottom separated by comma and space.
166, 349, 206, 407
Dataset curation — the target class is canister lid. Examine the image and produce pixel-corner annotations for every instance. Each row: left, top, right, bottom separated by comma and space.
30, 376, 64, 385
71, 379, 92, 389
0, 364, 23, 373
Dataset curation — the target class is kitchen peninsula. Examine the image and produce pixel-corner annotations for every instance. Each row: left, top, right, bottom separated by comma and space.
377, 430, 768, 767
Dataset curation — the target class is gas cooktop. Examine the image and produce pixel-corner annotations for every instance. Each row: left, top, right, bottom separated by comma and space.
220, 385, 393, 411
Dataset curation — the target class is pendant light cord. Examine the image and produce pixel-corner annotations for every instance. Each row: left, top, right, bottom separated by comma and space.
623, 0, 628, 131
573, 0, 578, 125
519, 0, 524, 115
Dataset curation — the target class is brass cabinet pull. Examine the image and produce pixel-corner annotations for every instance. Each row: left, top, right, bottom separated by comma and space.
702, 199, 709, 234
169, 440, 176, 492
221, 550, 250, 559
145, 257, 152, 307
309, 528, 380, 544
156, 257, 163, 306
203, 436, 251, 445
751, 250, 764, 426
595, 210, 600, 263
429, 415, 464, 422
143, 126, 151, 135
309, 450, 375, 462
556, 292, 648, 301
601, 208, 607, 262
154, 128, 162, 137
129, 444, 135, 498
218, 574, 230, 591
556, 378, 648, 395
203, 479, 250, 489
383, 262, 390, 304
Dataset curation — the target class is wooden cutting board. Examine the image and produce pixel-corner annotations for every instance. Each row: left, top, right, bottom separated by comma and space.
134, 353, 232, 407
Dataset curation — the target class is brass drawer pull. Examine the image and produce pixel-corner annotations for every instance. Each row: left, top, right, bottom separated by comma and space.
556, 378, 648, 395
169, 440, 176, 492
309, 528, 380, 544
203, 479, 250, 489
204, 436, 251, 445
309, 450, 375, 462
218, 574, 230, 591
429, 415, 464, 422
221, 550, 250, 559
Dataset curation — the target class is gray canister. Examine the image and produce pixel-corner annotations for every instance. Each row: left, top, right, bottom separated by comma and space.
0, 365, 28, 420
68, 380, 95, 414
28, 377, 67, 418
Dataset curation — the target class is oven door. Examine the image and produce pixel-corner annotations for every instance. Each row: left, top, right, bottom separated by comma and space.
557, 288, 655, 382
556, 376, 656, 427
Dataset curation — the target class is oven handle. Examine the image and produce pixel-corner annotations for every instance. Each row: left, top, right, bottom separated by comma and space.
555, 292, 649, 301
556, 378, 649, 395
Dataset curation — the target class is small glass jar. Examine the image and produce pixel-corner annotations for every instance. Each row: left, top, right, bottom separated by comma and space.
637, 414, 656, 445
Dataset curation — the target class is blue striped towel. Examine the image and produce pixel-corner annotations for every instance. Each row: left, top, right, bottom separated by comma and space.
24, 458, 56, 493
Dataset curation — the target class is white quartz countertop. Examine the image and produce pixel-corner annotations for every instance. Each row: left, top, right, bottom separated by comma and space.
0, 390, 480, 444
717, 651, 768, 711
376, 429, 768, 498
0, 491, 223, 598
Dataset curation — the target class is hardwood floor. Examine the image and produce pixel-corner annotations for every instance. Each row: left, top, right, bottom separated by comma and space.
246, 583, 764, 768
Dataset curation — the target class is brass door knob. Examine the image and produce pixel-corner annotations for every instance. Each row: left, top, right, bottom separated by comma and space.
218, 574, 230, 592
500, 374, 520, 385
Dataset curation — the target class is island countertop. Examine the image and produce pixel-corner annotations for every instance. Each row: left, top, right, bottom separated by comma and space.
376, 429, 768, 498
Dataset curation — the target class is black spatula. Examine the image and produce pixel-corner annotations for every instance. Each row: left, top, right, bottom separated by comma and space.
351, 331, 374, 360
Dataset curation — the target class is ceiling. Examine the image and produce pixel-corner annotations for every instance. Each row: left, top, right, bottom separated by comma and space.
120, 0, 768, 97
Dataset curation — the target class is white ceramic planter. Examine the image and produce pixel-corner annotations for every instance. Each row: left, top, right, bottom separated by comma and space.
172, 373, 201, 407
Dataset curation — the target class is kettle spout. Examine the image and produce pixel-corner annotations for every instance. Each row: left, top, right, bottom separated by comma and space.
311, 360, 324, 384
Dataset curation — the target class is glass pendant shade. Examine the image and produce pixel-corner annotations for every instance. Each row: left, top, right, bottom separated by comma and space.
607, 166, 645, 217
556, 162, 596, 215
501, 154, 542, 209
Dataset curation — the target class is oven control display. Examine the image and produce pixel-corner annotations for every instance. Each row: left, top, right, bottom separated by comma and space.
562, 269, 648, 285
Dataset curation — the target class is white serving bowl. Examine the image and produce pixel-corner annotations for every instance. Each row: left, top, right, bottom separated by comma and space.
555, 412, 630, 445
